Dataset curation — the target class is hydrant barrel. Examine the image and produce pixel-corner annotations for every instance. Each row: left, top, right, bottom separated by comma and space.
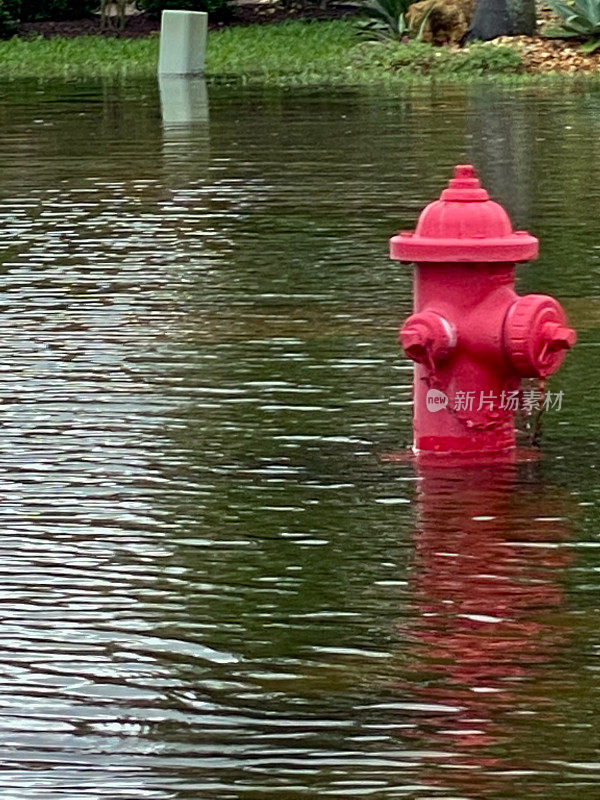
391, 165, 576, 456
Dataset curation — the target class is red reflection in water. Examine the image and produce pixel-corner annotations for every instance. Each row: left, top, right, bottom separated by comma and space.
404, 461, 574, 792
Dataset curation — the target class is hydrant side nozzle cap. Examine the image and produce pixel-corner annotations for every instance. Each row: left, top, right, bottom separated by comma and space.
399, 311, 455, 365
504, 294, 576, 378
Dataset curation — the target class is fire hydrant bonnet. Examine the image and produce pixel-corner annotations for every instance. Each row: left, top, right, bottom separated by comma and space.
390, 165, 539, 264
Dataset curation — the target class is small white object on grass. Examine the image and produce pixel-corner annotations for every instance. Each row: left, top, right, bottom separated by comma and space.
158, 10, 208, 76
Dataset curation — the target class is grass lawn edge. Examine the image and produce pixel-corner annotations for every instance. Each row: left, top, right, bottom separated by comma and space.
0, 21, 598, 86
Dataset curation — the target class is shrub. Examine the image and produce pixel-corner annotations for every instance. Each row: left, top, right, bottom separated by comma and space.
14, 0, 96, 21
357, 39, 523, 75
140, 0, 230, 20
0, 0, 17, 36
355, 0, 426, 41
446, 42, 524, 74
546, 0, 600, 53
11, 0, 229, 21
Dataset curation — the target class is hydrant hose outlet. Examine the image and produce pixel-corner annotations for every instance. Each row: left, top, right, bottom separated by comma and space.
504, 294, 577, 378
390, 164, 576, 456
400, 311, 456, 367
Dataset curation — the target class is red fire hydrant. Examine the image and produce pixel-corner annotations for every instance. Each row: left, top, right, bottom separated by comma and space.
391, 165, 576, 456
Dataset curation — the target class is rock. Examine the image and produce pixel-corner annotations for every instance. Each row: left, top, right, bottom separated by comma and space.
406, 0, 476, 45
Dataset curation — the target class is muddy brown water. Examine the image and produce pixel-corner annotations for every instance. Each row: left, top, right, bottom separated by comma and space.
0, 78, 598, 799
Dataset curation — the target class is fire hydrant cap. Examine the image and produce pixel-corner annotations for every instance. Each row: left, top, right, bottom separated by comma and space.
504, 294, 577, 378
390, 165, 539, 263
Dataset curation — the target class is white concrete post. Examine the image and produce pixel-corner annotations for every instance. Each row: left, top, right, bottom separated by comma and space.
158, 10, 208, 76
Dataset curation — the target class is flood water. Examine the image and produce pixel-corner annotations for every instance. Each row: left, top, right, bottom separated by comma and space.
0, 77, 599, 799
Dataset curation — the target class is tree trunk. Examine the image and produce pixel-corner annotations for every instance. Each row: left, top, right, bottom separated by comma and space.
463, 0, 535, 41
506, 0, 536, 34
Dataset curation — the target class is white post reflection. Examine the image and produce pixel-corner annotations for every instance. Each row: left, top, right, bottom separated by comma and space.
159, 75, 209, 127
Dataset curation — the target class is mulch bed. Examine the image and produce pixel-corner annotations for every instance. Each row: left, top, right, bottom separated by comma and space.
17, 14, 157, 37
17, 14, 159, 37
16, 2, 359, 38
493, 35, 600, 74
487, 7, 600, 74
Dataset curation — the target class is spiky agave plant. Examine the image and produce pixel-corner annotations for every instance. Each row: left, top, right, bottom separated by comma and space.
546, 0, 600, 53
356, 0, 412, 41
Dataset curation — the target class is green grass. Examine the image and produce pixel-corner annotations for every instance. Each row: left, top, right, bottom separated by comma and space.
207, 18, 358, 84
0, 19, 593, 84
0, 34, 159, 79
207, 20, 525, 85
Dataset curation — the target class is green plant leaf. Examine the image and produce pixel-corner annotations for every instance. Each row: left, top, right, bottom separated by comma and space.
543, 26, 583, 36
576, 0, 600, 26
548, 0, 600, 36
580, 35, 600, 50
396, 12, 408, 36
548, 0, 583, 21
413, 2, 433, 42
359, 0, 414, 40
